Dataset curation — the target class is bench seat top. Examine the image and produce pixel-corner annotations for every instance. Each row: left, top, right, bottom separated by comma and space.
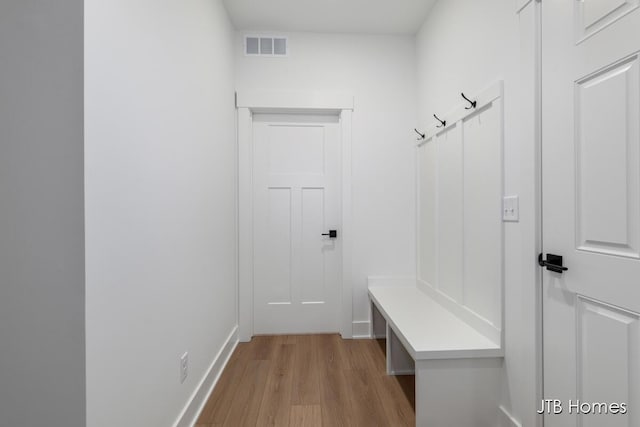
369, 284, 502, 360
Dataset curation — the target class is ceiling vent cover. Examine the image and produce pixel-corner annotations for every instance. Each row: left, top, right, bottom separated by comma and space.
245, 36, 288, 56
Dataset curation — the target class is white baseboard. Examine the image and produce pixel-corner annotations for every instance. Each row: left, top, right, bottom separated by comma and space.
499, 406, 522, 427
352, 320, 371, 338
173, 326, 239, 427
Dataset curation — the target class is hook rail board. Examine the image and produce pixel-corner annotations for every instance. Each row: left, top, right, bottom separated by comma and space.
417, 80, 504, 146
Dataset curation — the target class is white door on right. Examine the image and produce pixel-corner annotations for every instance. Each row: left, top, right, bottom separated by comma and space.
542, 1, 640, 426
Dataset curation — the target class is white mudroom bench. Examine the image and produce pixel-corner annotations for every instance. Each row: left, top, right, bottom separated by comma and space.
368, 277, 504, 427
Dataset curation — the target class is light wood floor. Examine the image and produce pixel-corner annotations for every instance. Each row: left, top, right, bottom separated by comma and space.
196, 334, 415, 427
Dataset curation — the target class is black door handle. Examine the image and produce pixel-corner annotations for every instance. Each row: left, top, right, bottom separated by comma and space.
322, 230, 337, 238
538, 253, 568, 273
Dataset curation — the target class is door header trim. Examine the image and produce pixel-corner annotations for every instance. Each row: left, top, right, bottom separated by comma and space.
236, 90, 354, 111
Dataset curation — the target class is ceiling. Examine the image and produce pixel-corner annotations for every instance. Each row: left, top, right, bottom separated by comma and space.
222, 0, 438, 35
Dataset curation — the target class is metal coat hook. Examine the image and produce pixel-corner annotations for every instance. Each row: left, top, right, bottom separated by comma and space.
414, 128, 426, 140
461, 92, 477, 109
433, 114, 446, 128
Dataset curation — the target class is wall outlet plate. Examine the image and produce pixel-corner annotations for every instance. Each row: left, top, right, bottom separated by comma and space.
180, 352, 188, 384
503, 195, 519, 222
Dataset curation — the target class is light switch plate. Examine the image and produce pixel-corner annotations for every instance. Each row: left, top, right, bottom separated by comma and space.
503, 195, 519, 222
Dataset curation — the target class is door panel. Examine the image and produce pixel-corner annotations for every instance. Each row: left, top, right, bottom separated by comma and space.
543, 1, 640, 425
268, 126, 325, 175
577, 297, 639, 427
300, 187, 325, 303
253, 115, 341, 335
263, 188, 292, 304
576, 0, 639, 41
576, 55, 640, 258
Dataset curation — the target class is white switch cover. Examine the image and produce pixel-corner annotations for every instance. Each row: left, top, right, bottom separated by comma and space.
503, 196, 519, 222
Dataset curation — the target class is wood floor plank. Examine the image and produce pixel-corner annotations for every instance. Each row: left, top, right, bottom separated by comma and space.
371, 338, 388, 370
283, 335, 298, 345
196, 343, 250, 425
221, 359, 271, 427
255, 343, 295, 427
291, 335, 321, 405
251, 335, 281, 360
289, 404, 322, 427
372, 373, 415, 426
316, 334, 348, 370
317, 337, 350, 427
343, 368, 391, 427
198, 335, 415, 427
346, 339, 384, 373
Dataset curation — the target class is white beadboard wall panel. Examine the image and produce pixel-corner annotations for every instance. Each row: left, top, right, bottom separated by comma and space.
462, 101, 503, 328
416, 0, 539, 425
418, 138, 437, 286
417, 85, 503, 341
436, 124, 464, 303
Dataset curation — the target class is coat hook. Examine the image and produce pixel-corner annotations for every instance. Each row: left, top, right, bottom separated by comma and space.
414, 128, 426, 140
461, 92, 477, 109
433, 114, 446, 128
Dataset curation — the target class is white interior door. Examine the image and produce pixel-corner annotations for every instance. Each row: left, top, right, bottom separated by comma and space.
542, 1, 640, 426
252, 114, 341, 335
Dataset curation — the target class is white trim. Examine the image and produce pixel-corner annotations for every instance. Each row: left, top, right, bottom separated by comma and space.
340, 109, 354, 339
533, 2, 544, 427
236, 90, 354, 111
499, 406, 523, 427
237, 90, 354, 341
352, 321, 371, 339
238, 108, 253, 342
173, 326, 239, 427
515, 2, 544, 426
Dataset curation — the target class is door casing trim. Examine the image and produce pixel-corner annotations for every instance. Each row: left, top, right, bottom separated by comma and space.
237, 90, 354, 341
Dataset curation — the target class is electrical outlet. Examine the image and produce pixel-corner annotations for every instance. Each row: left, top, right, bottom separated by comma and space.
180, 352, 188, 384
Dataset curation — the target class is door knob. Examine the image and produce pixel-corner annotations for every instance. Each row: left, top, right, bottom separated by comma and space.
321, 230, 337, 238
538, 253, 568, 273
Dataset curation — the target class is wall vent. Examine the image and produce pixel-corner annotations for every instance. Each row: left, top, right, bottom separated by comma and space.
245, 36, 288, 56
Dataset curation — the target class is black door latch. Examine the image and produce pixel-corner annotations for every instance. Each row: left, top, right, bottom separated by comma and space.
538, 253, 568, 273
322, 230, 337, 239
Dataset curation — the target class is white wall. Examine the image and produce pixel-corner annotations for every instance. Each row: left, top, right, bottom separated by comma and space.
235, 32, 417, 330
0, 2, 85, 426
416, 1, 539, 426
84, 1, 237, 426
